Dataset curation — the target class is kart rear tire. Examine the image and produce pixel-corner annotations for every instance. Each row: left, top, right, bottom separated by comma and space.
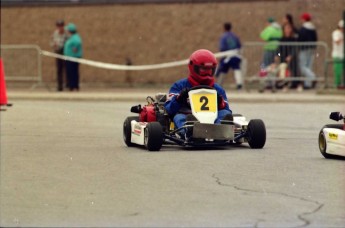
247, 119, 266, 149
144, 122, 163, 151
319, 124, 343, 159
123, 116, 139, 147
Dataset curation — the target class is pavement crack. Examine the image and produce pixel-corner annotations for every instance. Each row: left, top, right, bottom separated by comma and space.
254, 218, 265, 228
295, 203, 324, 228
212, 173, 324, 228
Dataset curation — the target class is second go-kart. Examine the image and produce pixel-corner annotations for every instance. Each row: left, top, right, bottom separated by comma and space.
318, 112, 345, 159
123, 86, 266, 151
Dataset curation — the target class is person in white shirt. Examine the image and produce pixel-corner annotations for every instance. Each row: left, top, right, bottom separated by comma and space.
332, 19, 344, 88
50, 20, 68, 91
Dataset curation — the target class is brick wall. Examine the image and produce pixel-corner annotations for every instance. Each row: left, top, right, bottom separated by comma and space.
1, 0, 344, 86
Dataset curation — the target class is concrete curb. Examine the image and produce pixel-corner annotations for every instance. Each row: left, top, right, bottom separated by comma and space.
6, 90, 345, 103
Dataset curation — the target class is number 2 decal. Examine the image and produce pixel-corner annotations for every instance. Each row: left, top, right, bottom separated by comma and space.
200, 96, 209, 110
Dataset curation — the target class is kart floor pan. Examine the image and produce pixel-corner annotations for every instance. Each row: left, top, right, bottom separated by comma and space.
192, 123, 234, 140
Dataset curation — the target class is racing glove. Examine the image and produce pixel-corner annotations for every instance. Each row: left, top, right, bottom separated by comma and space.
176, 88, 189, 103
217, 94, 226, 110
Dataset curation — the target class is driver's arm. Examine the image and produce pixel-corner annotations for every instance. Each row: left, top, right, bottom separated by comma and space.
215, 85, 232, 113
164, 82, 183, 116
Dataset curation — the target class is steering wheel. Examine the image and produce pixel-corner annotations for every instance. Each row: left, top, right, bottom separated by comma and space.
189, 85, 215, 91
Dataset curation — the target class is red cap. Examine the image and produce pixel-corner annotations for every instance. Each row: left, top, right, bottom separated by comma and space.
301, 13, 311, 21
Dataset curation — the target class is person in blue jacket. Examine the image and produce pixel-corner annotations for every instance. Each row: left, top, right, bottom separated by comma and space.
215, 22, 243, 90
164, 49, 232, 137
64, 23, 83, 91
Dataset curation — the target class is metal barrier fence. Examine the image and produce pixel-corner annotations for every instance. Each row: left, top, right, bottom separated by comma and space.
0, 45, 43, 88
241, 41, 330, 89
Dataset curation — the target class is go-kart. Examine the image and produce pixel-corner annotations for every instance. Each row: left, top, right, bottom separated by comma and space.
123, 86, 266, 151
318, 112, 345, 159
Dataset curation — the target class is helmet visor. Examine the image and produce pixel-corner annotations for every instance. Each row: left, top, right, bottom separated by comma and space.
194, 65, 216, 77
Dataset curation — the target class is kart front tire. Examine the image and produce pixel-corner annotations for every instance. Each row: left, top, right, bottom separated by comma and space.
123, 116, 139, 147
144, 122, 163, 151
319, 124, 343, 159
247, 119, 266, 149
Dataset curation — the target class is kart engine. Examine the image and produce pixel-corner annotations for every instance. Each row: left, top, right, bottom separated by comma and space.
130, 94, 169, 131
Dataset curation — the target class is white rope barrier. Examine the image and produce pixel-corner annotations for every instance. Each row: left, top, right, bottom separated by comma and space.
41, 49, 240, 71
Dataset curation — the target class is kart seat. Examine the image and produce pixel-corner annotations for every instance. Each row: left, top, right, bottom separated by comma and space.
221, 114, 234, 125
186, 114, 198, 124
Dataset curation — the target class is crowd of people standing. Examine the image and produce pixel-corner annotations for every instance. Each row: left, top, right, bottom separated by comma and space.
217, 13, 343, 92
259, 12, 320, 92
260, 12, 343, 92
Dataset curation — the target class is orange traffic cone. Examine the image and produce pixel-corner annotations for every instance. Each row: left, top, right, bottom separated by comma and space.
0, 58, 11, 108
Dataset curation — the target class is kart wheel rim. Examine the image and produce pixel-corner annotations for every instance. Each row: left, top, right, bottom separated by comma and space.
246, 128, 253, 142
319, 132, 326, 151
123, 122, 127, 142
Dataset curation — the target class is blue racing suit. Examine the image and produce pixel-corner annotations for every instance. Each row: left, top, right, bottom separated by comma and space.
164, 78, 232, 129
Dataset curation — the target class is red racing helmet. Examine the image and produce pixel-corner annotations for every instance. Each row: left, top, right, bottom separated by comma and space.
188, 49, 217, 86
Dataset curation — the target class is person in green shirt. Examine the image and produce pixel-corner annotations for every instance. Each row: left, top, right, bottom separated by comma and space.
332, 20, 344, 88
64, 23, 83, 91
260, 17, 283, 67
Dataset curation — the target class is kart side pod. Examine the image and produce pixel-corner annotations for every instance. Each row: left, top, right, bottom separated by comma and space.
318, 111, 345, 158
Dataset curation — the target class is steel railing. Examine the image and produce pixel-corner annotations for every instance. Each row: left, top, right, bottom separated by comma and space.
0, 44, 43, 88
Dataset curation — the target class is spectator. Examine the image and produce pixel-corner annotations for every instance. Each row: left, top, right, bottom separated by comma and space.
50, 19, 68, 91
298, 13, 318, 90
259, 23, 298, 93
215, 22, 243, 90
258, 56, 280, 93
282, 13, 298, 38
277, 23, 299, 89
64, 23, 83, 91
164, 49, 232, 140
260, 17, 283, 68
331, 19, 344, 88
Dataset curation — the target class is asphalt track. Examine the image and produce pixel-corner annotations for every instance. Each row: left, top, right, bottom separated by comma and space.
1, 99, 345, 227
